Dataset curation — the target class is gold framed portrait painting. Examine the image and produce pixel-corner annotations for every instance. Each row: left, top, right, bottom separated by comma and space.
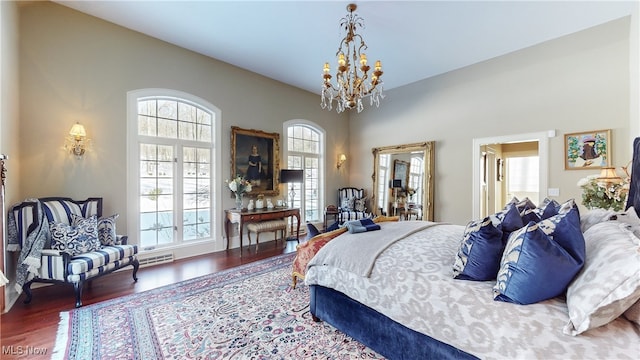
231, 126, 280, 197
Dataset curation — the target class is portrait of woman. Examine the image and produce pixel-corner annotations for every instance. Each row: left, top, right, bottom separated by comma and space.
231, 126, 280, 197
246, 145, 263, 186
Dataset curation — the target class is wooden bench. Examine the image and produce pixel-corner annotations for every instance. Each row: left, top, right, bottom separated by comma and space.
246, 219, 288, 249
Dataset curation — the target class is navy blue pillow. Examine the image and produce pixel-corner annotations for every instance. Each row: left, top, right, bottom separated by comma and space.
498, 204, 524, 244
533, 198, 561, 219
326, 221, 340, 232
452, 217, 504, 281
306, 222, 321, 240
539, 201, 584, 264
506, 197, 536, 212
541, 201, 560, 219
521, 206, 541, 224
493, 206, 585, 305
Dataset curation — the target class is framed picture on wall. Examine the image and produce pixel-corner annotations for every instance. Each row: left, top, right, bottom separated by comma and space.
564, 129, 611, 170
231, 126, 280, 197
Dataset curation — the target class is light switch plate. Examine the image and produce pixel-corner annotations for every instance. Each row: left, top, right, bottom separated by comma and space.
548, 188, 560, 197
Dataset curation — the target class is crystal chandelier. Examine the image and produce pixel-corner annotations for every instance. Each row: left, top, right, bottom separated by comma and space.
321, 3, 384, 113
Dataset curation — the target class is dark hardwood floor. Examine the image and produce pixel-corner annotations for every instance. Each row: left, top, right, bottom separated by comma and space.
1, 240, 297, 359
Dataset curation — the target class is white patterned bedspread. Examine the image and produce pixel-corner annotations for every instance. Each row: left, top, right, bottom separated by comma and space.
304, 222, 640, 359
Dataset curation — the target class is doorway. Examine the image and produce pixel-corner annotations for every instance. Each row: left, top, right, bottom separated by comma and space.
472, 131, 550, 219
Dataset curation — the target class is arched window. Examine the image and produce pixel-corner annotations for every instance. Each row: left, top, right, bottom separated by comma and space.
127, 89, 221, 250
409, 156, 423, 205
284, 121, 325, 222
377, 154, 391, 210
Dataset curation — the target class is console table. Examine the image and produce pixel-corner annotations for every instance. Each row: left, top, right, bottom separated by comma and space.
224, 207, 300, 249
389, 202, 422, 221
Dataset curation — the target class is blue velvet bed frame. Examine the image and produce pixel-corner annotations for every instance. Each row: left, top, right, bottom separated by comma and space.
309, 137, 640, 360
309, 285, 478, 359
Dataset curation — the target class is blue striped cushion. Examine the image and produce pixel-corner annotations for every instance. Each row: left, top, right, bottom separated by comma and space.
339, 211, 368, 222
39, 250, 67, 281
67, 245, 138, 275
67, 256, 137, 283
41, 199, 100, 225
12, 202, 37, 248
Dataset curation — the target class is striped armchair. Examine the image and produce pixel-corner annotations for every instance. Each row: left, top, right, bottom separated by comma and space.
10, 197, 139, 307
337, 187, 371, 223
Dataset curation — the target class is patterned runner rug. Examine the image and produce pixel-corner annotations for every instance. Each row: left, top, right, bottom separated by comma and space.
53, 252, 383, 359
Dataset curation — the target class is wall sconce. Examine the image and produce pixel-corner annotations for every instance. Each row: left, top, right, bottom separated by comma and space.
337, 153, 347, 169
65, 122, 89, 159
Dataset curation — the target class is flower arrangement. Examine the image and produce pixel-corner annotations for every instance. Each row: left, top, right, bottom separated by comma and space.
227, 176, 252, 195
227, 176, 252, 209
577, 173, 629, 211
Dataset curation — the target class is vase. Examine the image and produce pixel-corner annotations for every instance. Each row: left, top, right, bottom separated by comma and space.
235, 193, 244, 209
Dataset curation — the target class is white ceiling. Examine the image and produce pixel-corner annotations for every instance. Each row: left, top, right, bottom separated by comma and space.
55, 1, 636, 95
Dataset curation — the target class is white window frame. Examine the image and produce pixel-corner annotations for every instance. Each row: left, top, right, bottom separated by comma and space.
377, 154, 390, 210
127, 89, 222, 253
283, 120, 326, 223
409, 156, 423, 205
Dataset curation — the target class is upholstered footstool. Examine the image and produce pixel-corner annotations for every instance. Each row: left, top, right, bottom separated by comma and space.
246, 219, 288, 249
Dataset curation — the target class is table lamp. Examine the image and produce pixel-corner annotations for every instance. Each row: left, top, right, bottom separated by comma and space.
280, 169, 304, 208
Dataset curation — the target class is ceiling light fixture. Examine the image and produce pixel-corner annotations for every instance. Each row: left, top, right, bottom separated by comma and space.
321, 3, 384, 113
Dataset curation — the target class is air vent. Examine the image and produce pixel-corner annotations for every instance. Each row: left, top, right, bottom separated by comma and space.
138, 252, 174, 267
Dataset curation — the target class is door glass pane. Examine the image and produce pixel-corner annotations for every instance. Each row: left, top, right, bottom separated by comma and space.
507, 156, 539, 205
183, 146, 211, 241
139, 143, 175, 247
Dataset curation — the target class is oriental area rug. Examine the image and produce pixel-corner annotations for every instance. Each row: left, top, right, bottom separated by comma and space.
53, 252, 384, 359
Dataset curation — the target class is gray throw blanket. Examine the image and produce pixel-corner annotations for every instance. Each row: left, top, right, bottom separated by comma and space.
307, 221, 442, 277
344, 218, 381, 233
7, 199, 50, 293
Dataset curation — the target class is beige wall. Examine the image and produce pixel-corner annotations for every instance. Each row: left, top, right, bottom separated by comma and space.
1, 1, 20, 207
17, 2, 349, 249
1, 0, 21, 311
349, 17, 635, 225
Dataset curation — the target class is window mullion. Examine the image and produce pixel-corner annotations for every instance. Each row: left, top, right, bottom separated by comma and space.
175, 144, 183, 243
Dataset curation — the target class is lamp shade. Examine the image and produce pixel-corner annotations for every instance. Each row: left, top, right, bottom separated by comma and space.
280, 169, 304, 183
599, 167, 621, 182
69, 123, 87, 137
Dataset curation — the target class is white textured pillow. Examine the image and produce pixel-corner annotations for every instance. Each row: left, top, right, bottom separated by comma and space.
564, 221, 640, 335
579, 208, 616, 233
613, 206, 640, 238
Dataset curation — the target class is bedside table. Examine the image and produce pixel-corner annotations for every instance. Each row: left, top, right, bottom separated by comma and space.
324, 205, 339, 230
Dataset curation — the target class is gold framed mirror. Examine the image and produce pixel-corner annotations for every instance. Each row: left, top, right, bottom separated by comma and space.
371, 142, 435, 221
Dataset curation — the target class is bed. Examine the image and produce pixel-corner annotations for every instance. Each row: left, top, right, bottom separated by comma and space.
295, 138, 640, 359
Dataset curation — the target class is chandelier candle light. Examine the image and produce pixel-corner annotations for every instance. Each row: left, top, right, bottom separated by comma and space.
321, 3, 384, 113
